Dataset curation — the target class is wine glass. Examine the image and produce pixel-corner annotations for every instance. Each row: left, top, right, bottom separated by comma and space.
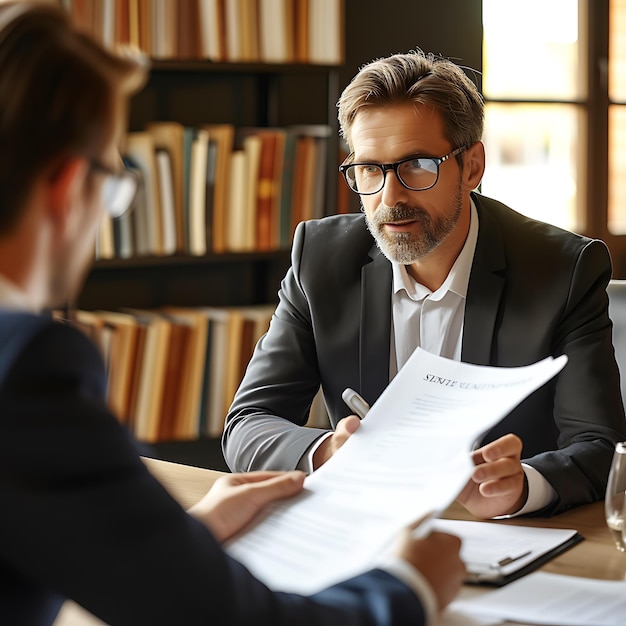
605, 441, 626, 551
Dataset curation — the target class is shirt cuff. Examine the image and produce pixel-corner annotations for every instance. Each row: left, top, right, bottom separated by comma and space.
296, 432, 333, 474
496, 463, 557, 518
379, 555, 437, 626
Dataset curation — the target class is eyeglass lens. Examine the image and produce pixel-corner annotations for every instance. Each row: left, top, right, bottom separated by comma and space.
102, 174, 137, 218
345, 157, 440, 194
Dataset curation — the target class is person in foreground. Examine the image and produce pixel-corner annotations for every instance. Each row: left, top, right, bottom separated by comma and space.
223, 49, 626, 519
0, 3, 465, 625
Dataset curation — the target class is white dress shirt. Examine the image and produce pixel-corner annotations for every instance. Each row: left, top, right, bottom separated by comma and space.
0, 274, 38, 311
388, 201, 556, 516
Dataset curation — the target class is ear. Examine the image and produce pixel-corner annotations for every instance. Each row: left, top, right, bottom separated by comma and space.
45, 157, 89, 222
461, 141, 485, 192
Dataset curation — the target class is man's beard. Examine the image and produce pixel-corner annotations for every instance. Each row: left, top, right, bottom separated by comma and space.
364, 179, 463, 265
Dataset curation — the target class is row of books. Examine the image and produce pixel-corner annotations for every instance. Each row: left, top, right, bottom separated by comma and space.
62, 0, 344, 65
66, 306, 329, 442
96, 122, 331, 260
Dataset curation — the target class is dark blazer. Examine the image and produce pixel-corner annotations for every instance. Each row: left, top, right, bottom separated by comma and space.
0, 311, 425, 626
223, 193, 626, 515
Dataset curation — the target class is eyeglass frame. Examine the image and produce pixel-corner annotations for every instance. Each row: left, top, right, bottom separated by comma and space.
339, 145, 468, 195
88, 159, 139, 218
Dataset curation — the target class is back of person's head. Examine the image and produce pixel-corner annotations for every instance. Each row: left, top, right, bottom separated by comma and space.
0, 1, 148, 233
337, 49, 484, 155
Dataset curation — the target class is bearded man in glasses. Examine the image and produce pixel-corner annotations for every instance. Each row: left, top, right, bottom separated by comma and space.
224, 49, 626, 520
0, 3, 469, 626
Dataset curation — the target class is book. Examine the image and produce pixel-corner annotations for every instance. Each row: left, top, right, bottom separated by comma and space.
94, 310, 140, 424
239, 0, 260, 62
160, 307, 210, 440
114, 0, 130, 45
279, 128, 298, 247
125, 316, 148, 434
201, 124, 234, 253
156, 316, 192, 441
188, 128, 210, 256
146, 122, 186, 254
151, 0, 177, 58
224, 0, 243, 62
126, 310, 172, 443
198, 0, 226, 61
293, 0, 309, 63
242, 133, 263, 251
308, 0, 344, 64
123, 132, 163, 256
200, 307, 231, 437
96, 212, 115, 260
290, 134, 316, 234
113, 200, 135, 259
226, 150, 249, 252
259, 0, 295, 63
127, 0, 140, 49
221, 308, 246, 432
138, 0, 151, 53
177, 0, 201, 59
155, 149, 177, 256
204, 138, 219, 254
226, 129, 263, 252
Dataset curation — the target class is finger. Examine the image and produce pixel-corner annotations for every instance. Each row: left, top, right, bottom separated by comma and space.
336, 414, 361, 436
245, 471, 306, 506
225, 471, 304, 487
478, 474, 524, 498
472, 456, 522, 483
476, 434, 522, 463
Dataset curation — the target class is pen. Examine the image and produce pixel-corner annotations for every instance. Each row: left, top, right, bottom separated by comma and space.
466, 550, 532, 573
341, 387, 370, 419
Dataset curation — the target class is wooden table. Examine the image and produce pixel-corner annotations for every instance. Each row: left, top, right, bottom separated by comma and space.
55, 459, 626, 625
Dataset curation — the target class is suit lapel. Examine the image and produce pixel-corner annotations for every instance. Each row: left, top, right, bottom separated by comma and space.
462, 194, 506, 365
359, 247, 392, 404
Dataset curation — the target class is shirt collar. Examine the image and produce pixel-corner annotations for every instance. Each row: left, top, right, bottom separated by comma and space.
392, 199, 479, 300
0, 274, 40, 312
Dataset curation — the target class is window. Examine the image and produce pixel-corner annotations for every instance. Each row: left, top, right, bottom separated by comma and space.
481, 0, 584, 233
609, 0, 626, 234
482, 0, 626, 275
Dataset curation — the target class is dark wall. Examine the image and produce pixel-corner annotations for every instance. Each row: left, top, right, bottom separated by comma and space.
340, 0, 483, 94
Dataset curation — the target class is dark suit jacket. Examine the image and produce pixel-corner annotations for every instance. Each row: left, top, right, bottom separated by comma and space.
0, 311, 425, 626
223, 193, 626, 515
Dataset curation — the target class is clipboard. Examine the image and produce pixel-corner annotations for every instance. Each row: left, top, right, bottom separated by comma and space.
432, 519, 585, 587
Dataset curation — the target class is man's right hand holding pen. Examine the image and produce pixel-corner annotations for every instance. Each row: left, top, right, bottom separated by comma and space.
317, 388, 529, 520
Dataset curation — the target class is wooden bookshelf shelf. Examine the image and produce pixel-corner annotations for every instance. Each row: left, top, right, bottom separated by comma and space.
80, 251, 291, 310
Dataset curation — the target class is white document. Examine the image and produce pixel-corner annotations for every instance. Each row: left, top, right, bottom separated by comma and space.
431, 519, 580, 583
450, 571, 626, 626
226, 348, 568, 594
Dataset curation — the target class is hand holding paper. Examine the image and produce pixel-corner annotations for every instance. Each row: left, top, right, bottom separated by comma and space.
458, 433, 528, 518
226, 348, 568, 594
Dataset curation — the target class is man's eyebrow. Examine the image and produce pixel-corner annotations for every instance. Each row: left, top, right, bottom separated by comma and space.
352, 151, 436, 163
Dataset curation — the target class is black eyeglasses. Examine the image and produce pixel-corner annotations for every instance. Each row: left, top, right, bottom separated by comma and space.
339, 146, 467, 195
89, 160, 139, 219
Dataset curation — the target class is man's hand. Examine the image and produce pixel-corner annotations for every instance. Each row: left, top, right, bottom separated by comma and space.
396, 530, 465, 611
457, 434, 528, 519
312, 414, 361, 470
188, 471, 305, 542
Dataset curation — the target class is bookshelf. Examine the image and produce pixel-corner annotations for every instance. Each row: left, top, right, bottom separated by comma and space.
71, 4, 345, 470
69, 0, 483, 471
